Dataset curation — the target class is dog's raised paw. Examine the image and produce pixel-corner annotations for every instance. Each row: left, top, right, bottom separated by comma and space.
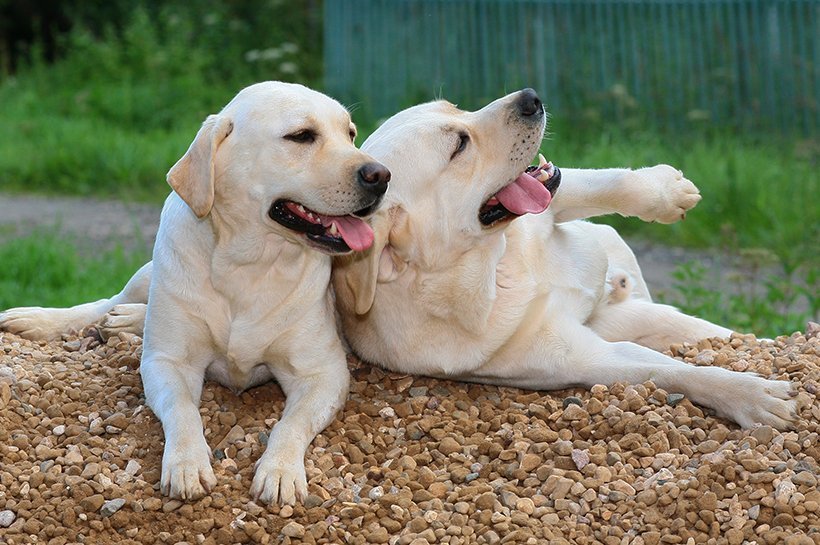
250, 454, 308, 505
634, 164, 702, 224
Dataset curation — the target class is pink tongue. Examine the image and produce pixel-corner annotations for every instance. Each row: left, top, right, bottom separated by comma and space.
330, 216, 375, 252
495, 172, 552, 215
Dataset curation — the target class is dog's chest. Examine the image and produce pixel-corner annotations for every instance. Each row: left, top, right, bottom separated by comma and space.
202, 313, 287, 390
206, 289, 324, 388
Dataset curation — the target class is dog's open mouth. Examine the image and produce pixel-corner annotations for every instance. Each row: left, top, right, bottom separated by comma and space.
268, 200, 375, 253
479, 154, 562, 226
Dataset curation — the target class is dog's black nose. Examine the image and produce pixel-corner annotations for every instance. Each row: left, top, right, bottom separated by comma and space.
516, 88, 543, 117
357, 162, 391, 196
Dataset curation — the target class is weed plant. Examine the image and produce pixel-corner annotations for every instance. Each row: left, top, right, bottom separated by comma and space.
661, 257, 818, 339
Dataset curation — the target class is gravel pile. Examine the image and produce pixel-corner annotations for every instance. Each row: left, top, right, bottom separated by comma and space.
1, 326, 818, 545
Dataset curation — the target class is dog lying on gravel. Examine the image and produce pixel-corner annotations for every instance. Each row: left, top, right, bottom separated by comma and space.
332, 89, 799, 431
1, 81, 390, 505
1, 86, 799, 482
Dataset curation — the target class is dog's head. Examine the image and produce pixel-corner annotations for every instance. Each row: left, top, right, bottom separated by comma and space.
335, 89, 560, 314
167, 81, 390, 254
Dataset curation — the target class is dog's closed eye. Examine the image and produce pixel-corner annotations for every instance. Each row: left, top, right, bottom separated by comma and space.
285, 129, 317, 144
451, 131, 469, 160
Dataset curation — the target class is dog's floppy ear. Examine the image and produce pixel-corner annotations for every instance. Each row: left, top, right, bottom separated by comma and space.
336, 206, 408, 315
167, 114, 234, 218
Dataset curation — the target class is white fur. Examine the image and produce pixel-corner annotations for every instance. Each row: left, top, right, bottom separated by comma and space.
0, 81, 387, 504
333, 91, 798, 431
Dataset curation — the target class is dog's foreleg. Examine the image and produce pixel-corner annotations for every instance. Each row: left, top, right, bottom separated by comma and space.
250, 350, 350, 505
0, 261, 152, 341
141, 316, 216, 501
552, 166, 700, 224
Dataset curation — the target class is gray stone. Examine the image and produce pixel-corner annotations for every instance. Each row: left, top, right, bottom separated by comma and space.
562, 396, 583, 409
0, 510, 15, 528
409, 386, 429, 397
101, 498, 126, 517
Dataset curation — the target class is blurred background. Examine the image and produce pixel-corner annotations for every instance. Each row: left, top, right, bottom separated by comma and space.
0, 0, 817, 337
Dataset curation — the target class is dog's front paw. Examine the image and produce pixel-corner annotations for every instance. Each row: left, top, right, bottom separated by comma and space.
161, 440, 216, 500
98, 303, 146, 341
0, 307, 66, 341
250, 453, 308, 505
719, 377, 799, 431
633, 164, 701, 224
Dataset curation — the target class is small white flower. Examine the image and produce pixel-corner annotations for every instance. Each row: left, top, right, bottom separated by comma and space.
261, 48, 283, 61
279, 62, 298, 74
280, 42, 299, 54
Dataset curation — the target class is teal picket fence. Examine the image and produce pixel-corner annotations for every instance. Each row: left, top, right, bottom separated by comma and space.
324, 0, 819, 134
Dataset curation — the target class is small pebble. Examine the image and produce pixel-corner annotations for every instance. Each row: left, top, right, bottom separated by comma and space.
281, 521, 305, 538
562, 396, 583, 408
101, 498, 126, 517
0, 510, 15, 528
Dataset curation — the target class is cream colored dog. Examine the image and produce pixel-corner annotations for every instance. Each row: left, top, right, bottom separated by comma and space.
0, 81, 391, 504
333, 89, 798, 430
2, 87, 798, 460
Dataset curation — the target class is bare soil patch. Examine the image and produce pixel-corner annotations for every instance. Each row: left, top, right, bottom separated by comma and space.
0, 192, 715, 296
0, 327, 818, 545
0, 193, 159, 256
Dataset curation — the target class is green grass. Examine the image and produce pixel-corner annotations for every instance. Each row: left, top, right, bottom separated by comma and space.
661, 260, 818, 339
0, 5, 317, 202
0, 231, 150, 309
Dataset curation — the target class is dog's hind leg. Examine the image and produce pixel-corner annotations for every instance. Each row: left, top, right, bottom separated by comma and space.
0, 261, 153, 341
569, 222, 653, 301
586, 297, 733, 352
508, 321, 797, 430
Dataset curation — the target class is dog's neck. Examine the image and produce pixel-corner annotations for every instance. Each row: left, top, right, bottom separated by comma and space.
205, 205, 329, 297
409, 232, 506, 333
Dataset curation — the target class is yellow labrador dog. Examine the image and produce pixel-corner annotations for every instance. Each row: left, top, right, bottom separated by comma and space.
333, 89, 798, 431
3, 87, 797, 471
0, 81, 390, 504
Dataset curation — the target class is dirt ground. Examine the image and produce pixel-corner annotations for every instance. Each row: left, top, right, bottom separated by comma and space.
0, 327, 818, 545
